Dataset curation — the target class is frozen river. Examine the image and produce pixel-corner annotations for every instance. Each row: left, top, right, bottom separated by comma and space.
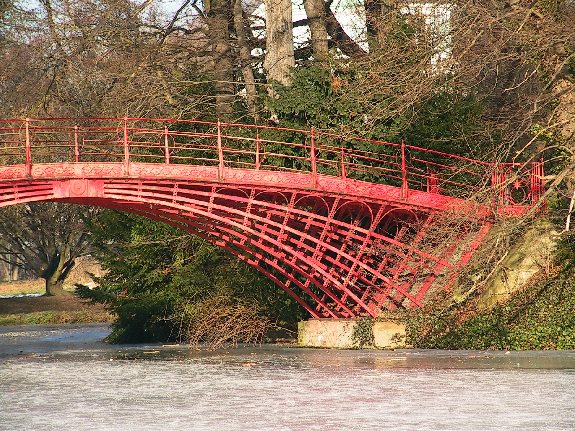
1, 324, 574, 431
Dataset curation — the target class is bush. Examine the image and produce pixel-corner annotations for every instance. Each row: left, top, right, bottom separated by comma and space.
79, 211, 302, 344
406, 240, 575, 350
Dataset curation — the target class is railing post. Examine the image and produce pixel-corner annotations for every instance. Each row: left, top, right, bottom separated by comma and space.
426, 166, 439, 193
401, 138, 408, 199
217, 119, 224, 180
491, 163, 498, 208
123, 117, 130, 176
497, 165, 506, 205
74, 125, 79, 162
164, 127, 170, 164
531, 159, 545, 207
310, 127, 318, 188
255, 133, 261, 170
25, 118, 31, 176
341, 147, 346, 179
540, 157, 546, 210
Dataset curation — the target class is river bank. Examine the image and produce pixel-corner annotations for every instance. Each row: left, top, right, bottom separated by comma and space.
1, 323, 575, 368
0, 294, 113, 325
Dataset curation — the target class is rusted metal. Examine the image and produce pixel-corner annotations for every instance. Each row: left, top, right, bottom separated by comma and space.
0, 117, 545, 317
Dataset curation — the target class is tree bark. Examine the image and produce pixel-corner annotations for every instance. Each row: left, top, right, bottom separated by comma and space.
303, 0, 329, 63
233, 0, 258, 120
10, 264, 18, 282
0, 259, 9, 282
207, 0, 235, 119
45, 278, 68, 296
263, 0, 295, 87
42, 246, 75, 296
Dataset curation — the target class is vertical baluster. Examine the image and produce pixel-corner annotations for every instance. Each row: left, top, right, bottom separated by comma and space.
401, 138, 408, 199
341, 147, 346, 179
310, 127, 317, 188
217, 119, 224, 180
255, 133, 261, 170
74, 125, 80, 162
123, 117, 130, 176
25, 118, 31, 176
164, 127, 170, 164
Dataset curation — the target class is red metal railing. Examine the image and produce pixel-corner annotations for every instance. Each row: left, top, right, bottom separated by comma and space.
0, 117, 544, 207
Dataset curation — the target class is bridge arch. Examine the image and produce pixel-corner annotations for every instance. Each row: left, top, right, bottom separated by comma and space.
0, 175, 486, 317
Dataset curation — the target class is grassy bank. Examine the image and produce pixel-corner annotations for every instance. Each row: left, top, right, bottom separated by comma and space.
0, 280, 113, 326
0, 279, 47, 297
406, 269, 575, 350
0, 309, 113, 325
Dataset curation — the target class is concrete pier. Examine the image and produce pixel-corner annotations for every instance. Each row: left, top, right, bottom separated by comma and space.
298, 318, 406, 349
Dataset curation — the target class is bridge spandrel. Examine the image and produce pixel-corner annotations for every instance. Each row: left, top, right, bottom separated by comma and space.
52, 179, 105, 199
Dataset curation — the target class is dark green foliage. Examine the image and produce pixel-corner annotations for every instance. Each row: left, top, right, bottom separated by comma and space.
403, 93, 487, 158
78, 210, 302, 343
352, 317, 375, 349
267, 66, 405, 139
268, 66, 486, 153
266, 67, 490, 193
407, 235, 575, 350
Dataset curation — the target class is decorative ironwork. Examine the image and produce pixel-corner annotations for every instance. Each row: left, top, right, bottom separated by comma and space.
0, 118, 545, 317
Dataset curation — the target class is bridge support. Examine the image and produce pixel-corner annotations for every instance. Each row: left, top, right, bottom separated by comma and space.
297, 319, 406, 349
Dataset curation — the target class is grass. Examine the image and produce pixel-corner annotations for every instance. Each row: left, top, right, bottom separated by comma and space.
0, 278, 114, 326
0, 309, 114, 326
0, 279, 47, 296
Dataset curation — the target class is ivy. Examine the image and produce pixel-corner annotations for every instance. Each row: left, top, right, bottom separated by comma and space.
406, 235, 575, 350
352, 317, 375, 349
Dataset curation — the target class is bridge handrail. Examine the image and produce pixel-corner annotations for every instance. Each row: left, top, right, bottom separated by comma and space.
0, 117, 544, 207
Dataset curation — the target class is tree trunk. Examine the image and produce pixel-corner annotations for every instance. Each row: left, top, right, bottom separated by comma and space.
233, 0, 258, 120
0, 259, 9, 281
45, 277, 68, 296
303, 0, 329, 63
10, 261, 18, 281
263, 0, 295, 87
41, 247, 74, 296
207, 0, 235, 119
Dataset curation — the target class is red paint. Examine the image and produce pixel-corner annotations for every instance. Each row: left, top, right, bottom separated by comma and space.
0, 118, 545, 317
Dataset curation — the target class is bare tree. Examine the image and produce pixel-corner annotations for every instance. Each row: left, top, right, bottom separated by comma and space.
233, 0, 258, 119
303, 0, 328, 62
0, 204, 92, 296
206, 0, 235, 118
263, 0, 295, 86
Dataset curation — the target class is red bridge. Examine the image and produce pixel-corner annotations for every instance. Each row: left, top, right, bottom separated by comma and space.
0, 118, 544, 318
